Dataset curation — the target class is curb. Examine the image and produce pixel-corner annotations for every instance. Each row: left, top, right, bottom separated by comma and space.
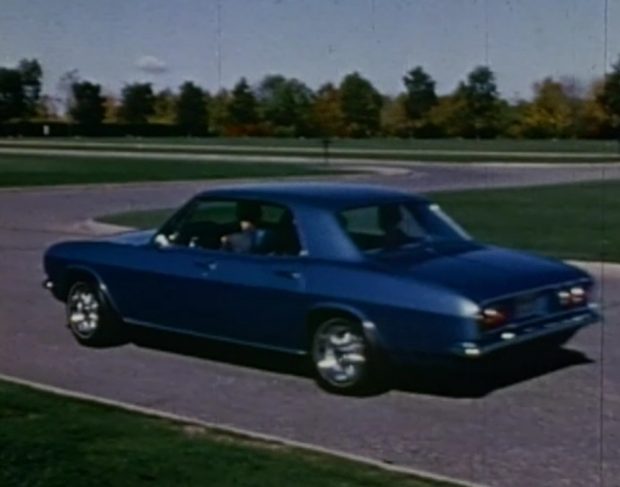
0, 373, 486, 487
569, 260, 620, 276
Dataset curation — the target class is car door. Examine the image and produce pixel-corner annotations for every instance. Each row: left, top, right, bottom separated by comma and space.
203, 201, 309, 351
107, 245, 225, 333
206, 252, 308, 351
105, 199, 238, 335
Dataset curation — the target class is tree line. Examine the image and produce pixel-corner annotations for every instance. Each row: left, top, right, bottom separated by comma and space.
2, 58, 620, 139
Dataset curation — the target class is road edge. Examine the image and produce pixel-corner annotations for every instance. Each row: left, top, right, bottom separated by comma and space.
0, 372, 486, 487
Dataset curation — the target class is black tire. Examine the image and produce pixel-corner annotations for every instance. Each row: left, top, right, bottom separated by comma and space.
310, 317, 382, 395
65, 280, 125, 347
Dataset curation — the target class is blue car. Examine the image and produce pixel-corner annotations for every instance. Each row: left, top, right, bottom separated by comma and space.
43, 183, 600, 393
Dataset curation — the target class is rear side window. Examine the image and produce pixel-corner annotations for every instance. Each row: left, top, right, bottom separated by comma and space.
339, 201, 469, 253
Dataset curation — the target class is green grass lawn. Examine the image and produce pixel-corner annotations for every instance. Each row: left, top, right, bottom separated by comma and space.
99, 180, 620, 263
0, 154, 337, 187
432, 181, 618, 262
2, 137, 620, 162
4, 136, 620, 152
0, 380, 455, 487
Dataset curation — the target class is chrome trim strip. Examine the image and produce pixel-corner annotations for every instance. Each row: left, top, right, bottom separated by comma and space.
453, 312, 597, 358
125, 318, 308, 356
484, 306, 596, 337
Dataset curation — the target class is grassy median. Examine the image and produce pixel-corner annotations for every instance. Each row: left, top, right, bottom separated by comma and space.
99, 180, 620, 263
3, 136, 620, 152
432, 180, 619, 262
0, 154, 337, 187
2, 138, 620, 162
0, 380, 455, 487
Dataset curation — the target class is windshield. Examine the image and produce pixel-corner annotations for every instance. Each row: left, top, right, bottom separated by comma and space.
338, 201, 470, 254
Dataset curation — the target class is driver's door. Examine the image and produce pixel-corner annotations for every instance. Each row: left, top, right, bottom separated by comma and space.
106, 199, 238, 334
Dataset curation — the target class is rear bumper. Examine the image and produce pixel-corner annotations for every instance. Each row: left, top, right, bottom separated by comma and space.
451, 307, 600, 358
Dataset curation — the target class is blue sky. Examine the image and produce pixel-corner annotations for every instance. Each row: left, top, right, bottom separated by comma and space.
1, 0, 618, 100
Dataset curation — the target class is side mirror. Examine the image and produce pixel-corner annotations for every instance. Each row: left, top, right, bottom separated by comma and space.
153, 234, 170, 249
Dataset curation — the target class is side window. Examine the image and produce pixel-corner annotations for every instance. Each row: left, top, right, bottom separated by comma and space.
228, 202, 301, 257
166, 200, 238, 249
187, 201, 237, 224
339, 203, 427, 251
259, 205, 302, 257
340, 206, 382, 235
164, 198, 302, 256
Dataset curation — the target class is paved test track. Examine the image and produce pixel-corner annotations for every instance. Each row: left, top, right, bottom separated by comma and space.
1, 161, 619, 487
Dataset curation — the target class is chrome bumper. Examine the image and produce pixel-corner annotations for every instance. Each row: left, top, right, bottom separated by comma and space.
453, 308, 599, 358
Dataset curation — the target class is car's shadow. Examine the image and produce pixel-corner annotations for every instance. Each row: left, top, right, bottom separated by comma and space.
392, 348, 593, 398
128, 326, 311, 377
127, 327, 593, 399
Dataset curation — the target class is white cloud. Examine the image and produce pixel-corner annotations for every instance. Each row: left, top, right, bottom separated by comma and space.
136, 55, 168, 74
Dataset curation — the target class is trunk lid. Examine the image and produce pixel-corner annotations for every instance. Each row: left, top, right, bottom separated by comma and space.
373, 241, 588, 303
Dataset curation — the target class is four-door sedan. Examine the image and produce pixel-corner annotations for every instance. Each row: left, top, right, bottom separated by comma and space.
43, 183, 600, 393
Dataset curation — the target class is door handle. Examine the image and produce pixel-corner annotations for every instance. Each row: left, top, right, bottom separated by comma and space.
194, 260, 218, 271
274, 269, 301, 280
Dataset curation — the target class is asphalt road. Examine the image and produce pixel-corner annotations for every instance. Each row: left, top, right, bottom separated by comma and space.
1, 163, 619, 487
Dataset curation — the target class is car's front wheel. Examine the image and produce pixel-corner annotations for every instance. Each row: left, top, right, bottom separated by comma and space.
311, 317, 378, 394
66, 280, 124, 347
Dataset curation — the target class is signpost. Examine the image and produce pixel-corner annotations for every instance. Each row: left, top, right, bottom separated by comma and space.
321, 137, 331, 166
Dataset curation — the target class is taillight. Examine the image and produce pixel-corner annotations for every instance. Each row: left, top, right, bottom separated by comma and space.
558, 286, 588, 307
477, 307, 507, 330
570, 287, 587, 305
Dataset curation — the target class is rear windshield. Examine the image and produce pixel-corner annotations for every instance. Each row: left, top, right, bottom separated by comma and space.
338, 201, 470, 254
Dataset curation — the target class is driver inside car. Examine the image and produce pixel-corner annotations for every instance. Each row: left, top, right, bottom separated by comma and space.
378, 204, 410, 248
220, 202, 268, 253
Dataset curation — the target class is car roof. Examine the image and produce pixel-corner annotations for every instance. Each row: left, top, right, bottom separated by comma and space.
196, 182, 428, 210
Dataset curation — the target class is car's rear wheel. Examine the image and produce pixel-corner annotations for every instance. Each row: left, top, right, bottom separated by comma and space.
311, 317, 376, 394
66, 280, 124, 347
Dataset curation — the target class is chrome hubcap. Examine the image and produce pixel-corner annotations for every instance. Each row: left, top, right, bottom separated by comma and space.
313, 323, 367, 387
67, 284, 100, 338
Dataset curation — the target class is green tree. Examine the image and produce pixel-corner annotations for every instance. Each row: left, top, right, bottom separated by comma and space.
518, 78, 575, 138
402, 66, 437, 134
428, 94, 470, 137
257, 75, 314, 136
18, 59, 43, 117
0, 68, 24, 122
579, 79, 612, 138
69, 81, 105, 126
599, 56, 620, 133
228, 78, 258, 129
457, 66, 502, 137
310, 83, 345, 137
209, 89, 231, 135
175, 81, 208, 135
380, 95, 410, 137
151, 89, 176, 124
339, 72, 383, 137
119, 83, 155, 123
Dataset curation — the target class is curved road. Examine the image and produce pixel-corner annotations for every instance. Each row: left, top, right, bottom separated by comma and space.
1, 163, 619, 487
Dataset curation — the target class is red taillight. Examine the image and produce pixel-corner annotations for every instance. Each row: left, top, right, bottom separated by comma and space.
477, 308, 507, 330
